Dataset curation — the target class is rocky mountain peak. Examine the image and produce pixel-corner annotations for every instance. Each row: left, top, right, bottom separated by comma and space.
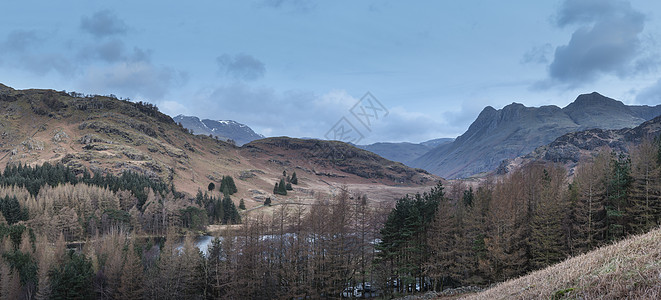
412, 93, 661, 179
174, 115, 263, 146
564, 92, 625, 110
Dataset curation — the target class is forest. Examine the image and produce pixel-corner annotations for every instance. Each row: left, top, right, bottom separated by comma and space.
377, 138, 661, 296
0, 139, 661, 299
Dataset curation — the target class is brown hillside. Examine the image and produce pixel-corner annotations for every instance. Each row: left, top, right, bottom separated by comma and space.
0, 84, 438, 210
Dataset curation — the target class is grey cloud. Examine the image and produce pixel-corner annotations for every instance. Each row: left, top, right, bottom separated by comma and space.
1, 30, 41, 53
217, 54, 266, 81
82, 61, 187, 100
545, 0, 647, 86
78, 40, 151, 63
78, 39, 125, 62
80, 10, 128, 38
19, 53, 75, 76
0, 30, 75, 76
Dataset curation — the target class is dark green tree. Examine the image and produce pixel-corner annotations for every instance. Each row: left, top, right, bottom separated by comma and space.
49, 251, 94, 300
607, 153, 632, 241
239, 199, 246, 210
462, 187, 474, 207
278, 178, 287, 195
221, 195, 241, 224
208, 182, 215, 192
219, 176, 237, 195
274, 178, 287, 195
290, 172, 298, 185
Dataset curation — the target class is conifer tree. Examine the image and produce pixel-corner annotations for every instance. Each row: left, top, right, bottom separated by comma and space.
276, 178, 287, 195
239, 199, 246, 210
607, 153, 632, 241
208, 182, 215, 192
627, 140, 661, 234
219, 176, 237, 195
221, 195, 240, 224
290, 172, 298, 185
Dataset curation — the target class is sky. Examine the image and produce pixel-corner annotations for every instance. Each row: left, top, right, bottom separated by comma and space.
1, 0, 661, 144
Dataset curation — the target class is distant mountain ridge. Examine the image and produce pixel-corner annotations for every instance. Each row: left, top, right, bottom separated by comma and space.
356, 138, 453, 166
412, 92, 661, 178
174, 115, 264, 146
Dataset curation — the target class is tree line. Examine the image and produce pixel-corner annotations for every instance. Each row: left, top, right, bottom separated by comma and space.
376, 138, 661, 295
0, 187, 390, 299
0, 163, 241, 242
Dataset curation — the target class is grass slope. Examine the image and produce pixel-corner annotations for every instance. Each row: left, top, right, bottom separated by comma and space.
463, 227, 661, 299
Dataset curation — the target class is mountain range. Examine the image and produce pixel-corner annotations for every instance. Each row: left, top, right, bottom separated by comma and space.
411, 92, 661, 178
173, 115, 264, 146
355, 138, 453, 166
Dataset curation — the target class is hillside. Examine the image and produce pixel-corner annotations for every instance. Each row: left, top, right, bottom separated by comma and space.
412, 92, 661, 179
463, 227, 661, 299
0, 84, 435, 208
242, 137, 436, 186
173, 114, 264, 146
498, 114, 661, 175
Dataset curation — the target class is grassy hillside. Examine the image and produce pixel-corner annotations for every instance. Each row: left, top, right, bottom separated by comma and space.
463, 227, 661, 299
0, 84, 436, 211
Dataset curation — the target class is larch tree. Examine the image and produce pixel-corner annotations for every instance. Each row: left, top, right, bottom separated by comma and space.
627, 139, 661, 234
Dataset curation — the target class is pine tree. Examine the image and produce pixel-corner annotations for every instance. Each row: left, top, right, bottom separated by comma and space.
462, 187, 474, 207
239, 199, 246, 210
264, 198, 272, 206
208, 182, 215, 192
606, 153, 632, 241
221, 195, 240, 224
49, 251, 94, 299
290, 172, 298, 185
277, 178, 287, 195
219, 176, 237, 195
286, 183, 293, 191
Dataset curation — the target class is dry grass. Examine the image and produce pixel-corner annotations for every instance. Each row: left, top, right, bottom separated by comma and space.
462, 227, 661, 300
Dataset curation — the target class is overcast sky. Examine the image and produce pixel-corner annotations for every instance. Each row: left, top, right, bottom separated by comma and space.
2, 0, 661, 143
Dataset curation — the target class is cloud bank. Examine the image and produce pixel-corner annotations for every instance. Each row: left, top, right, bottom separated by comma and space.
539, 0, 651, 87
217, 54, 266, 81
80, 10, 128, 38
